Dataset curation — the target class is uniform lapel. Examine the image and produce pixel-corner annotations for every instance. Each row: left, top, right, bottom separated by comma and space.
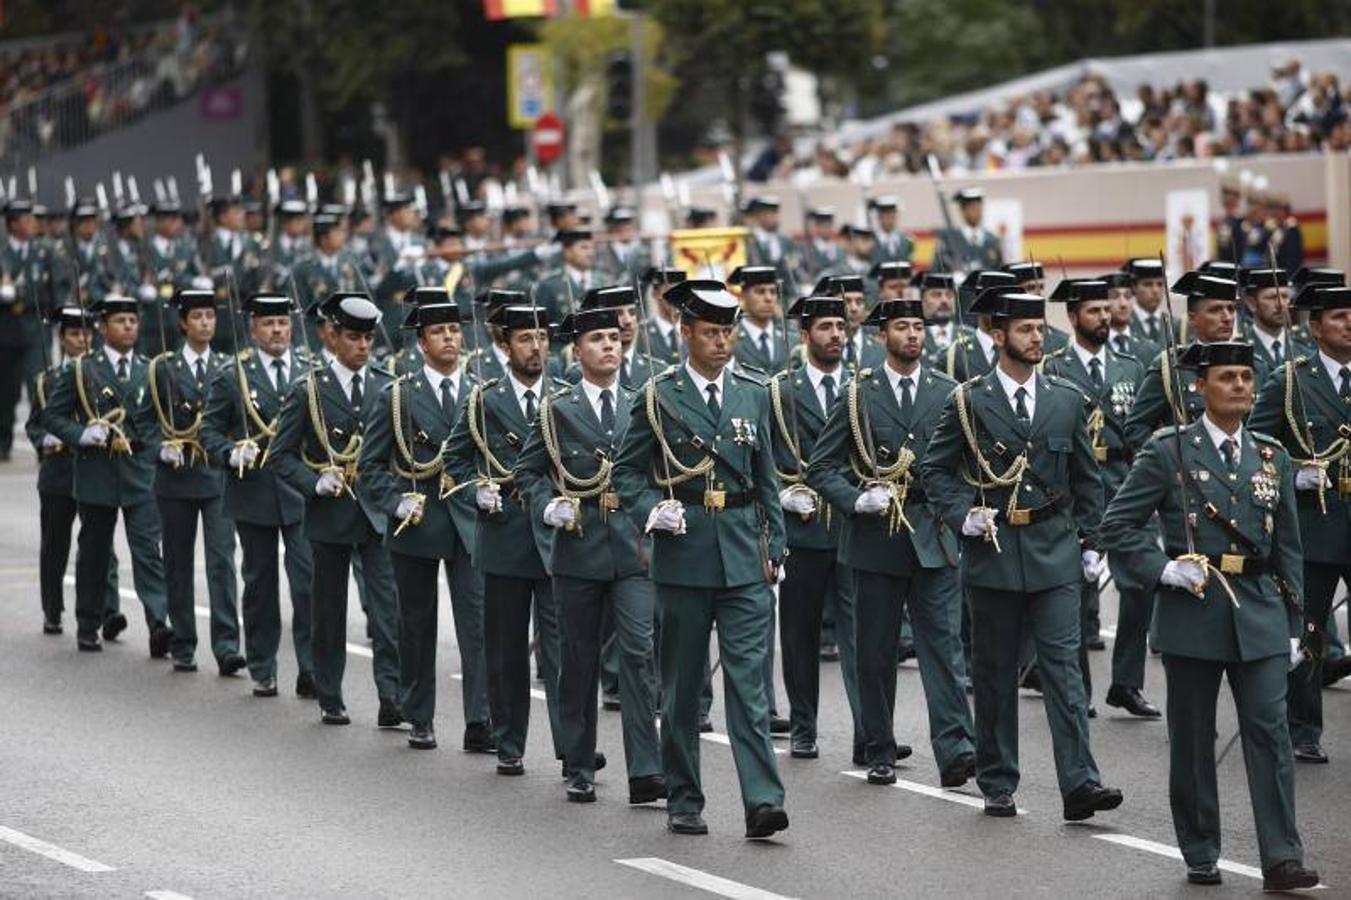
1027, 373, 1055, 440
977, 372, 1024, 438
910, 368, 946, 425
1302, 360, 1348, 422
676, 366, 717, 430
867, 370, 906, 428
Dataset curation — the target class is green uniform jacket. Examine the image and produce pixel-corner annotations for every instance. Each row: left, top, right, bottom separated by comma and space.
871, 231, 914, 263
768, 367, 842, 552
746, 232, 798, 287
2, 238, 59, 350
1248, 329, 1315, 390
534, 268, 605, 323
202, 230, 265, 352
1123, 347, 1209, 451
612, 365, 786, 589
1108, 330, 1159, 363
443, 376, 552, 579
1040, 345, 1146, 496
270, 363, 392, 544
1100, 422, 1303, 662
514, 380, 646, 580
28, 366, 74, 496
808, 366, 959, 571
200, 349, 309, 527
1248, 357, 1351, 566
139, 350, 229, 500
932, 330, 996, 384
734, 319, 788, 375
640, 318, 682, 368
42, 352, 157, 508
358, 370, 477, 560
921, 371, 1104, 592
933, 227, 1002, 273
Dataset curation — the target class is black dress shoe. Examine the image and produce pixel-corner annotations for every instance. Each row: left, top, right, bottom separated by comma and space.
984, 793, 1017, 817
896, 743, 913, 761
409, 724, 437, 749
601, 692, 621, 711
1293, 743, 1329, 764
566, 777, 596, 803
867, 764, 896, 785
698, 715, 714, 733
819, 642, 839, 662
1186, 863, 1222, 885
148, 623, 173, 659
668, 813, 708, 835
1063, 782, 1123, 821
295, 671, 317, 699
1019, 665, 1043, 693
172, 658, 198, 673
561, 752, 608, 779
790, 740, 819, 759
253, 677, 278, 698
218, 653, 247, 677
1105, 684, 1162, 718
1261, 860, 1319, 892
1087, 705, 1097, 719
1086, 636, 1107, 651
769, 715, 790, 735
497, 757, 525, 776
744, 804, 789, 839
1321, 654, 1351, 687
321, 707, 350, 725
628, 775, 668, 804
43, 618, 63, 635
77, 636, 102, 652
377, 697, 404, 728
101, 612, 128, 642
940, 752, 976, 788
463, 721, 496, 753
897, 642, 917, 664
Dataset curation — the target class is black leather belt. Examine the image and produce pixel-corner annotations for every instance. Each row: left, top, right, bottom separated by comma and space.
1102, 447, 1133, 464
998, 500, 1064, 526
672, 485, 752, 509
1167, 550, 1269, 576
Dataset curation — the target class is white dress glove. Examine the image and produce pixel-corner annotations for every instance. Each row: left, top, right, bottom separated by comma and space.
475, 482, 502, 513
542, 497, 577, 529
228, 442, 260, 470
315, 471, 345, 497
191, 275, 214, 290
532, 242, 558, 262
41, 433, 64, 451
645, 502, 686, 534
1, 282, 17, 302
854, 485, 891, 515
1161, 558, 1206, 594
137, 283, 157, 301
159, 444, 184, 468
395, 497, 421, 522
962, 507, 996, 537
780, 487, 817, 516
1295, 465, 1329, 491
1081, 549, 1106, 582
78, 424, 108, 447
1289, 638, 1304, 672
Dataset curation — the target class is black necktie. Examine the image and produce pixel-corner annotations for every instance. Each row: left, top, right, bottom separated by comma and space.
440, 376, 454, 413
846, 338, 857, 367
1088, 357, 1103, 390
273, 358, 288, 392
1340, 367, 1351, 400
350, 372, 362, 408
989, 345, 999, 367
759, 331, 771, 359
116, 357, 129, 381
1115, 335, 1129, 355
523, 389, 537, 422
195, 358, 206, 383
599, 388, 615, 433
1146, 316, 1160, 343
1271, 340, 1282, 366
1221, 437, 1238, 472
705, 383, 721, 419
899, 376, 914, 417
620, 356, 630, 386
1014, 386, 1030, 422
821, 373, 836, 409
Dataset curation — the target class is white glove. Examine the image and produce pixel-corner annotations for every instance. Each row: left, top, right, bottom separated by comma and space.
158, 444, 184, 468
542, 497, 577, 529
228, 442, 260, 470
398, 245, 426, 266
853, 485, 891, 515
41, 433, 64, 451
475, 482, 502, 513
78, 424, 108, 447
1161, 558, 1206, 594
645, 501, 686, 534
0, 282, 15, 302
773, 560, 787, 585
191, 275, 214, 290
1082, 549, 1106, 582
1289, 638, 1304, 672
1295, 465, 1329, 491
395, 497, 420, 522
532, 242, 558, 262
315, 471, 345, 497
137, 283, 157, 301
962, 507, 996, 537
780, 487, 817, 516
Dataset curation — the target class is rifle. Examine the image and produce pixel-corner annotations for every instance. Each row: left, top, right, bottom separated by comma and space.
925, 155, 975, 274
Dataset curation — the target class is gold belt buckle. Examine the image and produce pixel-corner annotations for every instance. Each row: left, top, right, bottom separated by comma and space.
1093, 446, 1108, 463
1338, 477, 1351, 497
601, 491, 621, 511
703, 489, 726, 512
1008, 508, 1030, 526
1219, 553, 1245, 575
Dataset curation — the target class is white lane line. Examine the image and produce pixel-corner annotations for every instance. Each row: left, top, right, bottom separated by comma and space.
1091, 834, 1298, 883
615, 857, 797, 900
450, 671, 546, 702
0, 825, 116, 873
145, 892, 196, 900
701, 730, 787, 756
1098, 626, 1117, 640
840, 770, 1017, 813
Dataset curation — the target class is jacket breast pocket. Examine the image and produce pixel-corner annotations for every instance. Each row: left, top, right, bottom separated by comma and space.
1046, 435, 1072, 483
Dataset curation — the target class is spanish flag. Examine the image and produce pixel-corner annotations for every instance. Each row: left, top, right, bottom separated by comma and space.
483, 0, 558, 20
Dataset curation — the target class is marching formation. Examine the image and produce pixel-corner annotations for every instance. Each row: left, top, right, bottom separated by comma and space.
7, 183, 1347, 892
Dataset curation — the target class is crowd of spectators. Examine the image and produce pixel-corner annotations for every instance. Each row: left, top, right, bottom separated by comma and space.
753, 60, 1350, 183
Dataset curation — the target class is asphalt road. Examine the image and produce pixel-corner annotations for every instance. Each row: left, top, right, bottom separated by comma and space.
0, 439, 1347, 899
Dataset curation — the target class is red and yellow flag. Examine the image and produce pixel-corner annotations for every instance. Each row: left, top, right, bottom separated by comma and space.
483, 0, 558, 20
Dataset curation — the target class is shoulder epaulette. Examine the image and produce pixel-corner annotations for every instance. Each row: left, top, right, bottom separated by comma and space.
1293, 355, 1310, 368
481, 376, 502, 389
238, 347, 255, 360
1043, 373, 1077, 391
1250, 430, 1285, 449
1046, 346, 1068, 359
732, 365, 767, 384
652, 366, 678, 382
855, 367, 875, 382
927, 366, 958, 386
369, 363, 393, 378
1149, 424, 1184, 443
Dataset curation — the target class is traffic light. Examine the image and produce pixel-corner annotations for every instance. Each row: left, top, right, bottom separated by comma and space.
605, 51, 634, 123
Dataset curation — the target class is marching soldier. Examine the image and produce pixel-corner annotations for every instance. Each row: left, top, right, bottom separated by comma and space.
416, 223, 549, 345
1124, 257, 1175, 347
203, 194, 265, 355
730, 266, 788, 375
613, 279, 789, 839
868, 197, 914, 263
562, 286, 656, 389
534, 229, 604, 323
366, 193, 424, 315
62, 199, 112, 303
200, 292, 316, 699
1249, 281, 1351, 762
1241, 268, 1311, 386
271, 294, 401, 726
140, 289, 243, 674
817, 225, 877, 286
3, 197, 61, 462
808, 296, 974, 784
934, 188, 1002, 273
819, 275, 884, 374
1101, 341, 1319, 891
1006, 263, 1069, 353
515, 305, 664, 804
744, 197, 797, 286
444, 304, 564, 775
1102, 270, 1158, 361
797, 207, 841, 282
870, 260, 912, 302
143, 199, 210, 356
28, 307, 121, 634
290, 213, 363, 351
921, 289, 1122, 820
944, 271, 1019, 383
43, 295, 172, 656
916, 271, 968, 360
597, 206, 649, 281
269, 199, 313, 285
357, 294, 492, 752
640, 267, 685, 367
1042, 279, 1159, 718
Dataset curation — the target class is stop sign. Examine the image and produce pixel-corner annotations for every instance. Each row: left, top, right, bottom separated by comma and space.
531, 113, 565, 165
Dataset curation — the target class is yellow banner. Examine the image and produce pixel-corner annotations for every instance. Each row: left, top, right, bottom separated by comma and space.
669, 227, 747, 282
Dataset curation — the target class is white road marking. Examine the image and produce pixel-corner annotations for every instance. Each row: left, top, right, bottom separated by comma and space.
145, 891, 196, 900
840, 770, 1018, 813
0, 825, 115, 872
450, 671, 546, 702
1099, 626, 1116, 639
615, 857, 797, 900
1091, 833, 1306, 884
701, 730, 787, 756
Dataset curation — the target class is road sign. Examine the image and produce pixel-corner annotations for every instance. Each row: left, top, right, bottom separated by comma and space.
507, 44, 554, 129
531, 113, 565, 165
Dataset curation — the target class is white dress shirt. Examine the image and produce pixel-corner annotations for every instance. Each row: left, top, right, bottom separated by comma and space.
974, 327, 996, 362
1318, 350, 1351, 391
995, 364, 1036, 420
103, 344, 133, 373
803, 361, 845, 411
256, 348, 293, 391
882, 360, 922, 405
741, 318, 776, 355
507, 372, 542, 420
1072, 341, 1107, 380
181, 344, 211, 379
684, 362, 726, 411
928, 321, 955, 349
329, 358, 368, 404
580, 376, 619, 423
1253, 327, 1284, 361
423, 364, 460, 408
